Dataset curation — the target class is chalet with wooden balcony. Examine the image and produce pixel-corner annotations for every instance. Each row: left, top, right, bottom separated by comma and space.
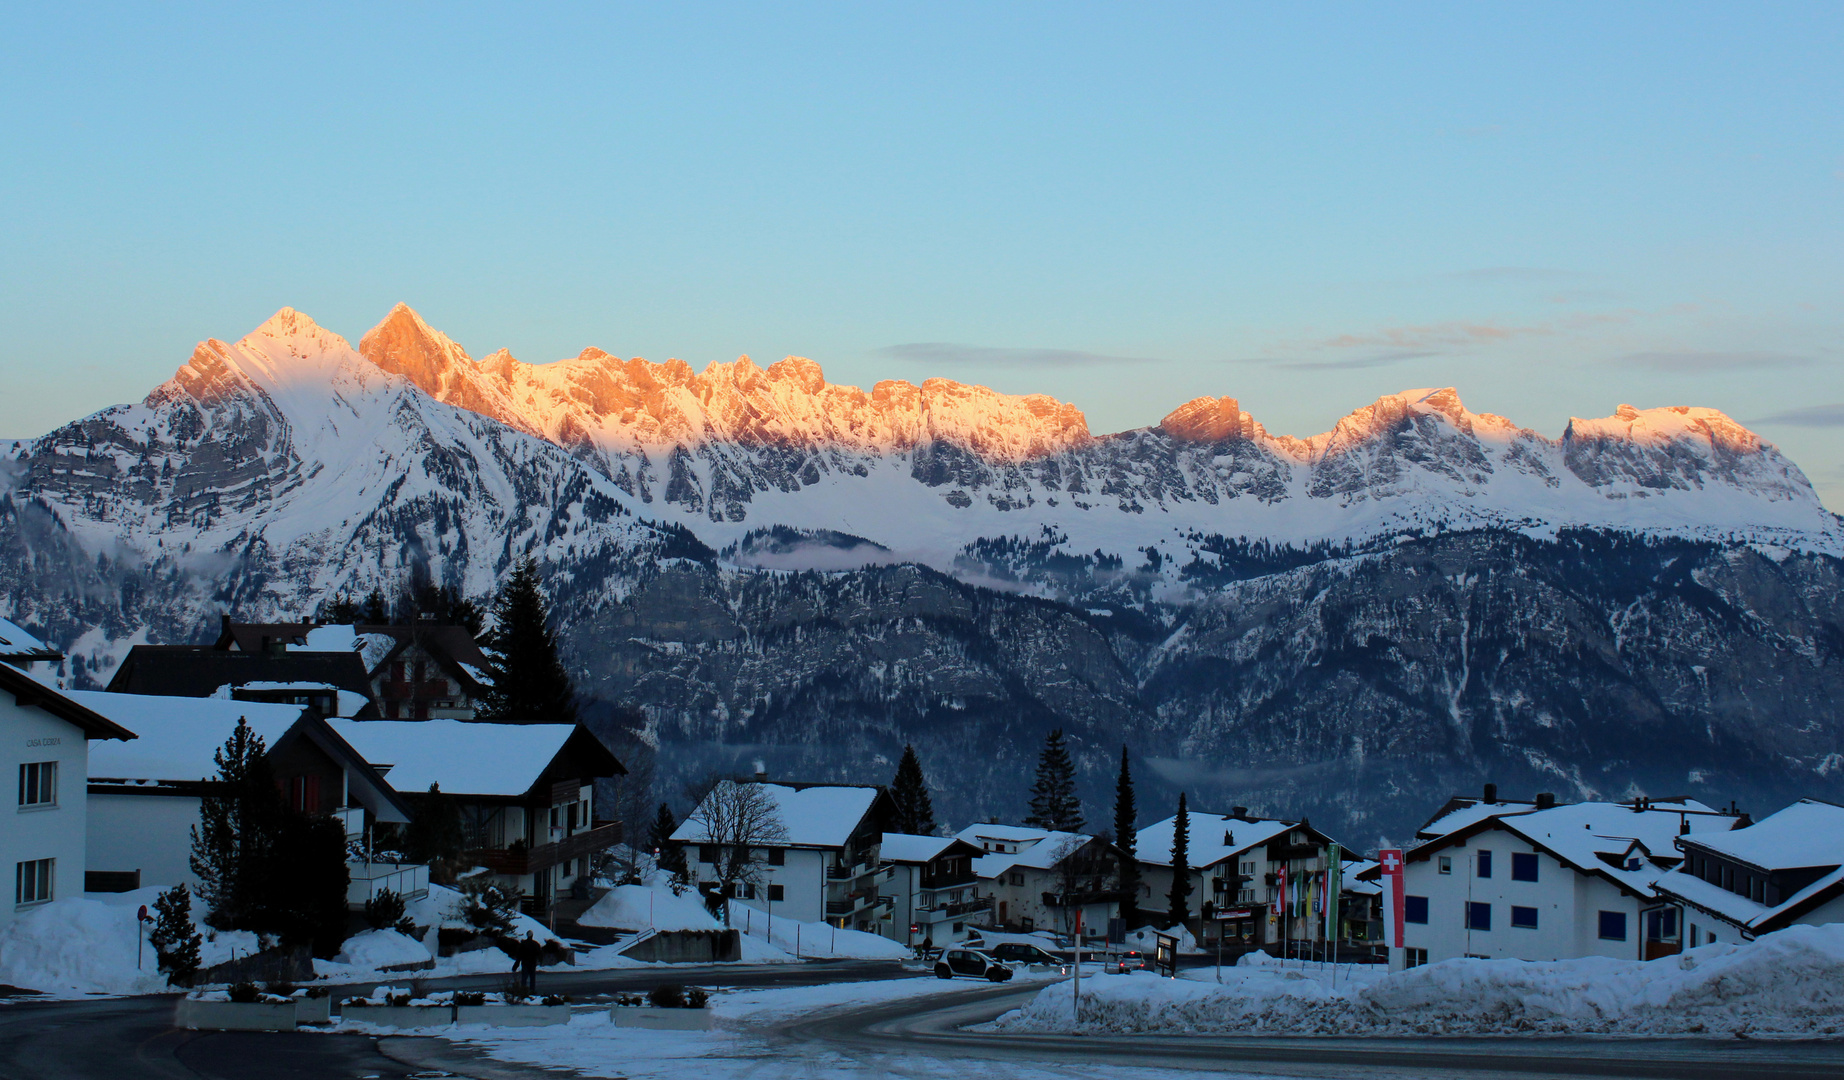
958, 823, 1123, 941
1134, 808, 1339, 951
879, 833, 988, 947
78, 691, 417, 907
1654, 798, 1844, 945
328, 719, 624, 913
672, 781, 898, 933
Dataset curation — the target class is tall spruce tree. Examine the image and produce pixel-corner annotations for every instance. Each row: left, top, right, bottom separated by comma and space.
188, 718, 283, 929
479, 558, 579, 724
888, 745, 938, 835
1167, 792, 1192, 928
1114, 745, 1141, 929
1024, 728, 1083, 832
403, 783, 465, 878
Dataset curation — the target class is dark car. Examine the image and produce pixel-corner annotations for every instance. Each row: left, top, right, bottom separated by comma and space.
934, 948, 1014, 982
988, 942, 1065, 968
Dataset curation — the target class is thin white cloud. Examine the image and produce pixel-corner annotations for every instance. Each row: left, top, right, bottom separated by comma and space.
1619, 350, 1817, 374
1750, 403, 1844, 428
879, 342, 1163, 368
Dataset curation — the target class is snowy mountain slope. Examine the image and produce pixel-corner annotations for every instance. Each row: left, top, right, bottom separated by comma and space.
352, 304, 1840, 569
0, 308, 683, 654
4, 304, 1843, 842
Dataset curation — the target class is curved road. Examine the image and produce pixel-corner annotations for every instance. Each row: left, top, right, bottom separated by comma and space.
7, 964, 1844, 1080
780, 981, 1844, 1080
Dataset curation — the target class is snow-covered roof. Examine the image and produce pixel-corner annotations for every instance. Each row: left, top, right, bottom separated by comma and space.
77, 692, 308, 782
1418, 799, 1540, 839
1136, 813, 1297, 871
879, 833, 960, 864
1343, 858, 1382, 896
671, 783, 882, 850
955, 825, 1097, 878
1409, 800, 1743, 899
328, 719, 577, 798
1681, 799, 1844, 871
0, 617, 59, 660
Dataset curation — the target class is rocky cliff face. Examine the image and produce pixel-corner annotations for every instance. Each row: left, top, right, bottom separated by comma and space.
3, 305, 1840, 844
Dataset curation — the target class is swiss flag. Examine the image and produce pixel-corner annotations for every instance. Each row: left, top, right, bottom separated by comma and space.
1379, 849, 1406, 949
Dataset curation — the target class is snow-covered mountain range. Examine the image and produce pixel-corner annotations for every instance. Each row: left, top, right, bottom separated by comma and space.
4, 304, 1841, 843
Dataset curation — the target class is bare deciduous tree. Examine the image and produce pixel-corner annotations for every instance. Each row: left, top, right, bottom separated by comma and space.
1050, 833, 1118, 942
683, 780, 789, 926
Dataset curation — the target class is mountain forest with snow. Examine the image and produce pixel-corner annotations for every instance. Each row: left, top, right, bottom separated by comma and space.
5, 304, 1842, 845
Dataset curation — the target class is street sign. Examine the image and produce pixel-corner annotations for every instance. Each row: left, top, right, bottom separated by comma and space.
1217, 908, 1252, 920
1153, 931, 1178, 977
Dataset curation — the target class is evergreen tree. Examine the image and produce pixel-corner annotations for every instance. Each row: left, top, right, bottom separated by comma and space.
479, 558, 579, 724
1167, 792, 1192, 928
648, 802, 679, 854
149, 884, 202, 986
188, 719, 283, 929
319, 594, 361, 623
403, 783, 465, 880
265, 813, 351, 957
888, 744, 938, 835
1114, 745, 1142, 929
361, 588, 389, 624
1023, 728, 1082, 832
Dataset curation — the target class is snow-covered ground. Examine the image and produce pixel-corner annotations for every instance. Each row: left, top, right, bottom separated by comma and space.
445, 973, 1153, 1080
993, 926, 1844, 1037
0, 888, 261, 998
578, 881, 909, 963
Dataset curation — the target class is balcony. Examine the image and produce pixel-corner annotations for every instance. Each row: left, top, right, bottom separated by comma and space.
347, 861, 428, 910
916, 895, 992, 922
825, 892, 894, 917
464, 820, 622, 877
827, 859, 892, 881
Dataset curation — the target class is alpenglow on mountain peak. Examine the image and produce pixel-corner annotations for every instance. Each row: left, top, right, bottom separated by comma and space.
117, 302, 1838, 562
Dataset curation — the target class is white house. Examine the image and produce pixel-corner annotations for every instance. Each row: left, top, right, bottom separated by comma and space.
1376, 792, 1743, 969
672, 781, 896, 933
1135, 809, 1339, 951
1653, 798, 1844, 945
879, 832, 987, 948
956, 823, 1121, 940
329, 718, 624, 913
1, 630, 136, 929
80, 692, 418, 906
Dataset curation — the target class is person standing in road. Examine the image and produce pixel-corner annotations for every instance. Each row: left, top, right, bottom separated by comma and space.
520, 932, 540, 992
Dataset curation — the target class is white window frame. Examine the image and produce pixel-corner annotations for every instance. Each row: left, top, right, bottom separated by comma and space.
16, 857, 54, 906
18, 761, 57, 809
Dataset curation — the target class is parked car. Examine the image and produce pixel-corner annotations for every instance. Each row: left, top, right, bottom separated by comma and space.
988, 943, 1065, 968
934, 948, 1014, 982
1106, 949, 1149, 974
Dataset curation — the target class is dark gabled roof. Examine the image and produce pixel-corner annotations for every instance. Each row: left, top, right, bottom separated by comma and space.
106, 646, 379, 713
0, 663, 137, 741
213, 620, 491, 694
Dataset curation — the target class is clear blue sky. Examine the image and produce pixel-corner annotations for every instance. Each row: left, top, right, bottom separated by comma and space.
4, 3, 1841, 501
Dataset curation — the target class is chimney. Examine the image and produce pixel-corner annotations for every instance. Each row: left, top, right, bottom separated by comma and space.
1483, 783, 1498, 805
1231, 806, 1248, 820
220, 613, 231, 633
263, 635, 286, 658
1535, 792, 1556, 810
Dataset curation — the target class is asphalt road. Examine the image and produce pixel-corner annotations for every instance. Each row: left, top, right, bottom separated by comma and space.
780, 982, 1844, 1080
0, 960, 911, 1080
8, 962, 1844, 1080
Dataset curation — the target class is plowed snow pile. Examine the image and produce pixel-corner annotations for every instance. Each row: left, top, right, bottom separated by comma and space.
994, 925, 1844, 1036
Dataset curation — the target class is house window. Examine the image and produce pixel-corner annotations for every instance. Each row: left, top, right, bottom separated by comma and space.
1438, 856, 1451, 875
18, 762, 57, 808
768, 884, 784, 902
768, 847, 785, 866
1404, 947, 1428, 969
1403, 895, 1429, 924
1598, 911, 1627, 941
1009, 872, 1024, 887
1511, 906, 1539, 929
288, 775, 320, 813
1511, 852, 1538, 882
699, 844, 718, 864
1477, 851, 1493, 879
743, 883, 756, 900
1466, 902, 1491, 931
15, 858, 53, 905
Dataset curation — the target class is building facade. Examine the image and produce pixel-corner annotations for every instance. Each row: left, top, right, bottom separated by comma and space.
1654, 798, 1844, 945
879, 833, 987, 948
1, 657, 136, 930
